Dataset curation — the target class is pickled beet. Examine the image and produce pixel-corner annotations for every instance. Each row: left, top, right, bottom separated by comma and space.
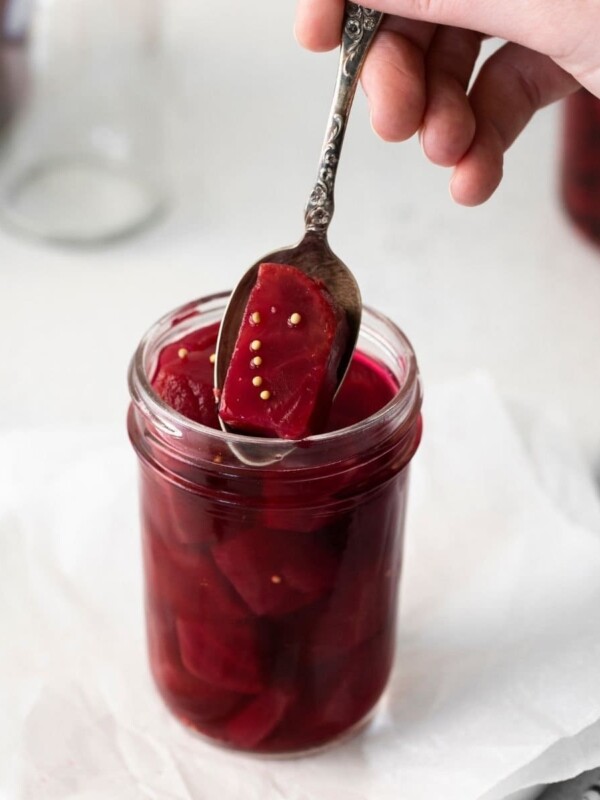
142, 314, 413, 754
152, 322, 220, 428
151, 319, 397, 436
270, 633, 393, 751
141, 475, 222, 548
143, 520, 249, 621
224, 687, 294, 749
212, 527, 339, 617
146, 605, 243, 723
218, 263, 348, 439
176, 616, 266, 694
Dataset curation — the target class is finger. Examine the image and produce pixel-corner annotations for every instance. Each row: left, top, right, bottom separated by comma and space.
314, 0, 581, 62
294, 0, 344, 52
450, 42, 580, 206
362, 17, 437, 142
421, 26, 483, 166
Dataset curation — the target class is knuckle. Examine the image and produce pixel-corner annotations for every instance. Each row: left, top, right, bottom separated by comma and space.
479, 57, 543, 115
511, 67, 543, 114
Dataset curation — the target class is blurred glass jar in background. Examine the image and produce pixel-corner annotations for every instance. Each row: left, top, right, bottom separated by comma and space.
561, 89, 600, 249
0, 0, 167, 245
0, 0, 30, 132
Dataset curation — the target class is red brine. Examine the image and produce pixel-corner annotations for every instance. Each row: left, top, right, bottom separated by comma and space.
128, 295, 422, 755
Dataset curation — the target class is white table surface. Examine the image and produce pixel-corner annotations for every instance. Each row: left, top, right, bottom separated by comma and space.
2, 2, 599, 474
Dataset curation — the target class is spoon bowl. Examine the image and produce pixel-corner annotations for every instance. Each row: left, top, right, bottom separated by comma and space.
214, 231, 362, 398
215, 4, 383, 458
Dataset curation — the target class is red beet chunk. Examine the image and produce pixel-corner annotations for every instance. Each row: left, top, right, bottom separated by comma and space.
219, 263, 348, 439
176, 616, 266, 694
147, 606, 243, 722
225, 687, 294, 749
309, 486, 404, 658
309, 565, 389, 659
141, 472, 224, 548
274, 633, 393, 750
212, 527, 339, 617
315, 633, 394, 732
152, 322, 220, 429
143, 522, 250, 621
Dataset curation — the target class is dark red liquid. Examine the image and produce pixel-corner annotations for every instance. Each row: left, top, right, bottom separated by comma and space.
562, 89, 600, 246
139, 322, 418, 753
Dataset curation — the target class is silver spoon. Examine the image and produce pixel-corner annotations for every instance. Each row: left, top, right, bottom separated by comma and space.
215, 3, 383, 455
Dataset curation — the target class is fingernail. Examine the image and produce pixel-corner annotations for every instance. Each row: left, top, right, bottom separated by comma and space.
449, 173, 458, 203
418, 127, 430, 159
369, 109, 377, 136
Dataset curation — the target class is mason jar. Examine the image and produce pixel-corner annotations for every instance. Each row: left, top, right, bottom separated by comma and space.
127, 292, 422, 756
561, 88, 600, 247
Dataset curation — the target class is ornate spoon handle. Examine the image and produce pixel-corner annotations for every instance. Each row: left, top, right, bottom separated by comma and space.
304, 3, 383, 234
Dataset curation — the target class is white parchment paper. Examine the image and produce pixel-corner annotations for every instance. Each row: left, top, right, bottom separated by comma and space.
2, 373, 600, 800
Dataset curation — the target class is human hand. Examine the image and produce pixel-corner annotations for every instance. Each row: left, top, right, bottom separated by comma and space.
295, 0, 598, 205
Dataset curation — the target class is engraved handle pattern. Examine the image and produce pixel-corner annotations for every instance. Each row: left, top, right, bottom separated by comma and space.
304, 3, 383, 234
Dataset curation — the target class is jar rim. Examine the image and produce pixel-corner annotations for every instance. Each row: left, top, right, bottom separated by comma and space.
128, 292, 421, 462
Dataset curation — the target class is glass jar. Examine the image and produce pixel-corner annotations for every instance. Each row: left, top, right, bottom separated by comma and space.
0, 0, 167, 245
561, 88, 600, 247
127, 293, 422, 756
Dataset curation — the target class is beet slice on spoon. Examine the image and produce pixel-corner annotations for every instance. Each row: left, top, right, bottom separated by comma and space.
213, 7, 386, 446
218, 263, 348, 440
